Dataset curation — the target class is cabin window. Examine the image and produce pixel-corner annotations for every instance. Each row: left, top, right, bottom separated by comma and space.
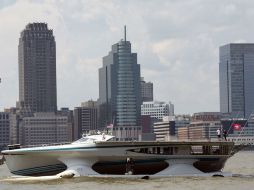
157, 147, 160, 154
191, 146, 203, 154
211, 146, 220, 154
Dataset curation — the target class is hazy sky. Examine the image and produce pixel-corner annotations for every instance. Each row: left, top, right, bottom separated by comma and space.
0, 0, 253, 114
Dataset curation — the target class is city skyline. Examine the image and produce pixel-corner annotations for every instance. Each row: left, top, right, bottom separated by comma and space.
1, 1, 254, 114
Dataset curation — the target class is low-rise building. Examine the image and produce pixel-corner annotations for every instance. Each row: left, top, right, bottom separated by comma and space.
178, 112, 221, 140
153, 116, 176, 141
0, 112, 9, 150
73, 100, 98, 140
174, 115, 191, 138
141, 101, 174, 120
20, 112, 72, 146
7, 104, 33, 145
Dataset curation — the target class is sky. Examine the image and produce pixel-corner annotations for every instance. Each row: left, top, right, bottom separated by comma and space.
0, 0, 254, 114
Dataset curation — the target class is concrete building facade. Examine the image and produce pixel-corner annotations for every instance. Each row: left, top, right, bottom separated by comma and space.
20, 112, 72, 146
141, 101, 174, 120
18, 23, 57, 113
140, 77, 153, 103
174, 115, 191, 138
153, 117, 176, 141
74, 100, 98, 140
177, 112, 222, 140
7, 104, 33, 145
0, 112, 9, 150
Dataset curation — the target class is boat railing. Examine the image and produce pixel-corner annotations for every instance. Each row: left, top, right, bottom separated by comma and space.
129, 143, 231, 156
83, 129, 113, 137
20, 142, 71, 149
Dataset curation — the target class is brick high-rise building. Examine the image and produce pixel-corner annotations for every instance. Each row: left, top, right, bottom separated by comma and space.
18, 23, 57, 113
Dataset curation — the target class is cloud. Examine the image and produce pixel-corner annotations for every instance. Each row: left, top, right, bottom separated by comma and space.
1, 0, 254, 114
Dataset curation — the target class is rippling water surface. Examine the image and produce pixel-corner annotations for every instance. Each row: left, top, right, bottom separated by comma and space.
0, 151, 254, 190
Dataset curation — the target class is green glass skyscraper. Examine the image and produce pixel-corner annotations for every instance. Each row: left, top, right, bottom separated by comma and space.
98, 27, 141, 141
219, 43, 254, 118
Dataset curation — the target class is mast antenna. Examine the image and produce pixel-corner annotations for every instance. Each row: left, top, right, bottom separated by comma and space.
124, 25, 126, 42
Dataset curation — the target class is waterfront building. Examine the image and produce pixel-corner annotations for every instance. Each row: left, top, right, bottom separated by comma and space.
7, 104, 33, 145
74, 100, 98, 140
177, 112, 221, 140
140, 115, 157, 141
169, 102, 174, 117
174, 115, 191, 138
153, 116, 176, 141
189, 112, 221, 140
141, 115, 153, 133
219, 43, 254, 118
8, 108, 21, 145
20, 112, 72, 146
18, 23, 57, 113
140, 77, 153, 103
98, 27, 141, 141
177, 127, 189, 140
58, 108, 74, 140
141, 101, 174, 120
220, 116, 254, 144
0, 112, 9, 150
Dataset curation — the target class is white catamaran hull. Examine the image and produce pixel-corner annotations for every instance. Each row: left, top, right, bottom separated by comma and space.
2, 135, 235, 178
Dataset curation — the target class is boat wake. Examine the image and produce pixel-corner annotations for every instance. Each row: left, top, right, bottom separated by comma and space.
0, 175, 61, 182
4, 172, 253, 183
232, 174, 254, 178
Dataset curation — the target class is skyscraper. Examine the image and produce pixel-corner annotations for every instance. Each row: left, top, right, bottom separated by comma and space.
18, 23, 57, 113
98, 26, 141, 141
219, 43, 254, 118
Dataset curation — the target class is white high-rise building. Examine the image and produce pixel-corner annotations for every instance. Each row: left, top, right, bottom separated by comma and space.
141, 101, 174, 120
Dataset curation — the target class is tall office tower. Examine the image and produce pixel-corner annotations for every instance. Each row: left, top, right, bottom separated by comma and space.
98, 27, 141, 141
140, 77, 153, 103
73, 100, 98, 140
220, 44, 254, 118
19, 23, 57, 113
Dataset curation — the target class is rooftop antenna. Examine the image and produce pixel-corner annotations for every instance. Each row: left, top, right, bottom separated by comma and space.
124, 25, 126, 43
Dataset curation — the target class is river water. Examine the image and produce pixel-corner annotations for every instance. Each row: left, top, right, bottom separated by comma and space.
0, 151, 254, 190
